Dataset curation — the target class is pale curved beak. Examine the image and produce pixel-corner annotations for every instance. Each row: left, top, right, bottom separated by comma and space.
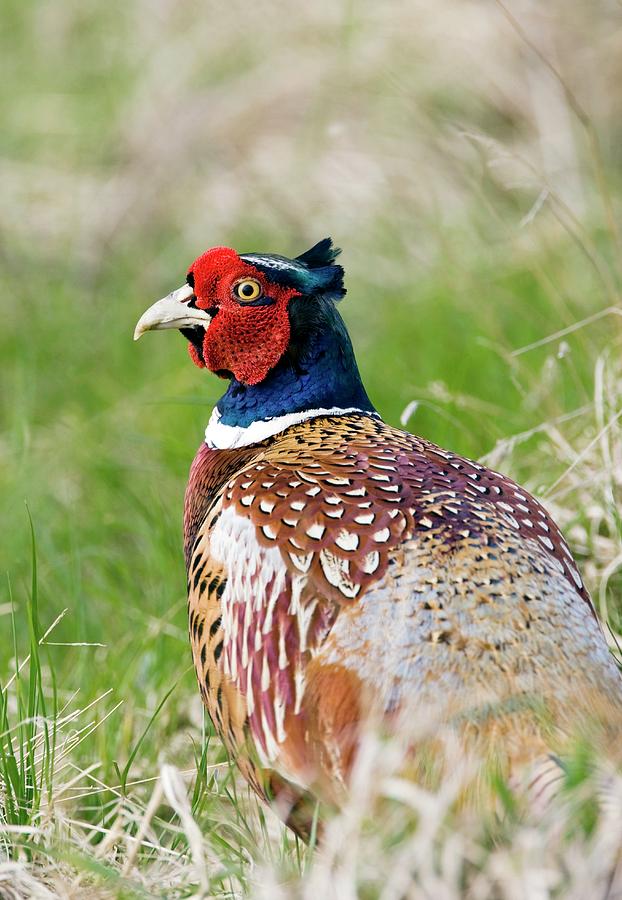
133, 284, 212, 341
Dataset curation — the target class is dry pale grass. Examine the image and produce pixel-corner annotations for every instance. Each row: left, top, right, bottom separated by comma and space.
3, 0, 621, 276
5, 689, 622, 898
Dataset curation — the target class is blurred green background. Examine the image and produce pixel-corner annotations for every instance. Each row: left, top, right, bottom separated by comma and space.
1, 0, 621, 839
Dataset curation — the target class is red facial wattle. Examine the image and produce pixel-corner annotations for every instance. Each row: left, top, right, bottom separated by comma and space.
203, 302, 293, 385
186, 247, 299, 385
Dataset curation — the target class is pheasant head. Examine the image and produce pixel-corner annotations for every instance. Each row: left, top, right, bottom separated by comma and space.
135, 239, 346, 383
134, 239, 375, 448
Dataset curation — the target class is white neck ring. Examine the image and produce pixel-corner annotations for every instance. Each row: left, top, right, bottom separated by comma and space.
205, 406, 374, 450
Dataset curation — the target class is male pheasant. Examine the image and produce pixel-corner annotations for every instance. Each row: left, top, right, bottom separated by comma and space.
135, 239, 621, 834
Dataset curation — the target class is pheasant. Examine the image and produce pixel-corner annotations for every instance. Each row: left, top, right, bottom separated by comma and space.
134, 238, 621, 834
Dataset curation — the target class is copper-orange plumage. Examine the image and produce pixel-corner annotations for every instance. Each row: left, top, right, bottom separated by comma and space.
135, 238, 621, 835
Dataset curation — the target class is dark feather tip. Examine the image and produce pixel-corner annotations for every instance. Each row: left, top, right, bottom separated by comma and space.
295, 237, 342, 269
296, 238, 345, 301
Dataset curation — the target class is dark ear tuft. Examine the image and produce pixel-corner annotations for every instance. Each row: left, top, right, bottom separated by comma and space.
306, 263, 346, 302
296, 238, 345, 302
295, 237, 341, 269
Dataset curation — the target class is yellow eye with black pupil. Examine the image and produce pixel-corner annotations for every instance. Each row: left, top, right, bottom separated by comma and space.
234, 279, 262, 301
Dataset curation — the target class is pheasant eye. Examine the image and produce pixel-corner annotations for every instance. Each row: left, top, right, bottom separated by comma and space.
233, 278, 262, 302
